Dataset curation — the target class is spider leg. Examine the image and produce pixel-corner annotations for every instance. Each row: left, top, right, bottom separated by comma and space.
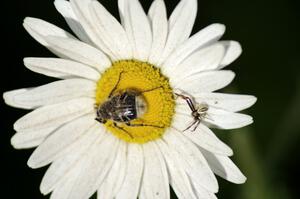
183, 118, 199, 132
175, 93, 197, 112
204, 113, 214, 122
192, 119, 201, 132
113, 122, 133, 138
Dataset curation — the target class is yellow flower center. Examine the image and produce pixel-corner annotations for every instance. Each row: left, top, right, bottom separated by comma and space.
95, 60, 175, 144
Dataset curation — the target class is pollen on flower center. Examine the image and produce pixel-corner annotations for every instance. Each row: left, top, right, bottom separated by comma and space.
95, 60, 175, 144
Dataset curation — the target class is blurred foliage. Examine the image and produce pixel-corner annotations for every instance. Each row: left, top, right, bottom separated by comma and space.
1, 0, 299, 198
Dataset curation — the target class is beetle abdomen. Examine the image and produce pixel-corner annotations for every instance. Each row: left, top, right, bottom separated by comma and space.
97, 89, 148, 123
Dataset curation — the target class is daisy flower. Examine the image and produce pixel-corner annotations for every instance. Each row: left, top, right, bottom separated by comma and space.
4, 0, 256, 198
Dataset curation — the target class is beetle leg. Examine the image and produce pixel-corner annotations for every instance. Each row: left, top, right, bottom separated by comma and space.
95, 118, 101, 123
125, 122, 164, 129
113, 122, 133, 138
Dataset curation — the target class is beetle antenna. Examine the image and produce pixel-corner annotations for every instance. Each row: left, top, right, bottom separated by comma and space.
139, 86, 164, 95
109, 71, 125, 97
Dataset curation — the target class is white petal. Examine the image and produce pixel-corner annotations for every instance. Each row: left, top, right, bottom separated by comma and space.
116, 144, 143, 199
54, 0, 92, 44
27, 114, 96, 168
44, 36, 111, 72
147, 0, 168, 65
49, 133, 105, 199
122, 0, 152, 61
11, 127, 54, 149
3, 89, 31, 109
156, 140, 197, 199
50, 157, 86, 199
179, 43, 225, 71
174, 70, 235, 94
193, 92, 257, 112
206, 107, 253, 129
118, 0, 134, 55
111, 144, 128, 198
218, 41, 242, 69
182, 123, 233, 156
4, 79, 96, 109
172, 109, 195, 131
70, 0, 115, 58
140, 142, 169, 199
89, 0, 133, 60
40, 124, 105, 194
201, 150, 247, 184
24, 58, 100, 81
192, 182, 217, 199
163, 130, 219, 193
97, 142, 127, 199
118, 0, 125, 25
163, 23, 225, 72
167, 43, 225, 82
188, 170, 217, 199
159, 0, 197, 64
67, 134, 119, 199
210, 194, 218, 199
14, 97, 94, 132
23, 17, 74, 46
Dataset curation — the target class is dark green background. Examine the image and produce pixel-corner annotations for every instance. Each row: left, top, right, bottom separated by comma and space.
1, 0, 299, 198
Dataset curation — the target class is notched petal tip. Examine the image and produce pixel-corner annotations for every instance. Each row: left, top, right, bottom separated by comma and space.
40, 185, 48, 196
228, 114, 253, 129
227, 70, 236, 82
23, 57, 38, 73
232, 115, 254, 129
54, 0, 65, 6
225, 147, 234, 157
202, 150, 247, 185
23, 17, 49, 29
219, 40, 243, 68
10, 134, 20, 150
54, 0, 72, 19
230, 40, 242, 54
23, 57, 32, 65
207, 110, 254, 130
3, 91, 12, 104
240, 95, 257, 111
228, 41, 242, 59
211, 23, 226, 33
219, 70, 236, 87
249, 95, 258, 106
23, 16, 35, 24
236, 175, 247, 184
27, 159, 38, 169
3, 89, 31, 109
